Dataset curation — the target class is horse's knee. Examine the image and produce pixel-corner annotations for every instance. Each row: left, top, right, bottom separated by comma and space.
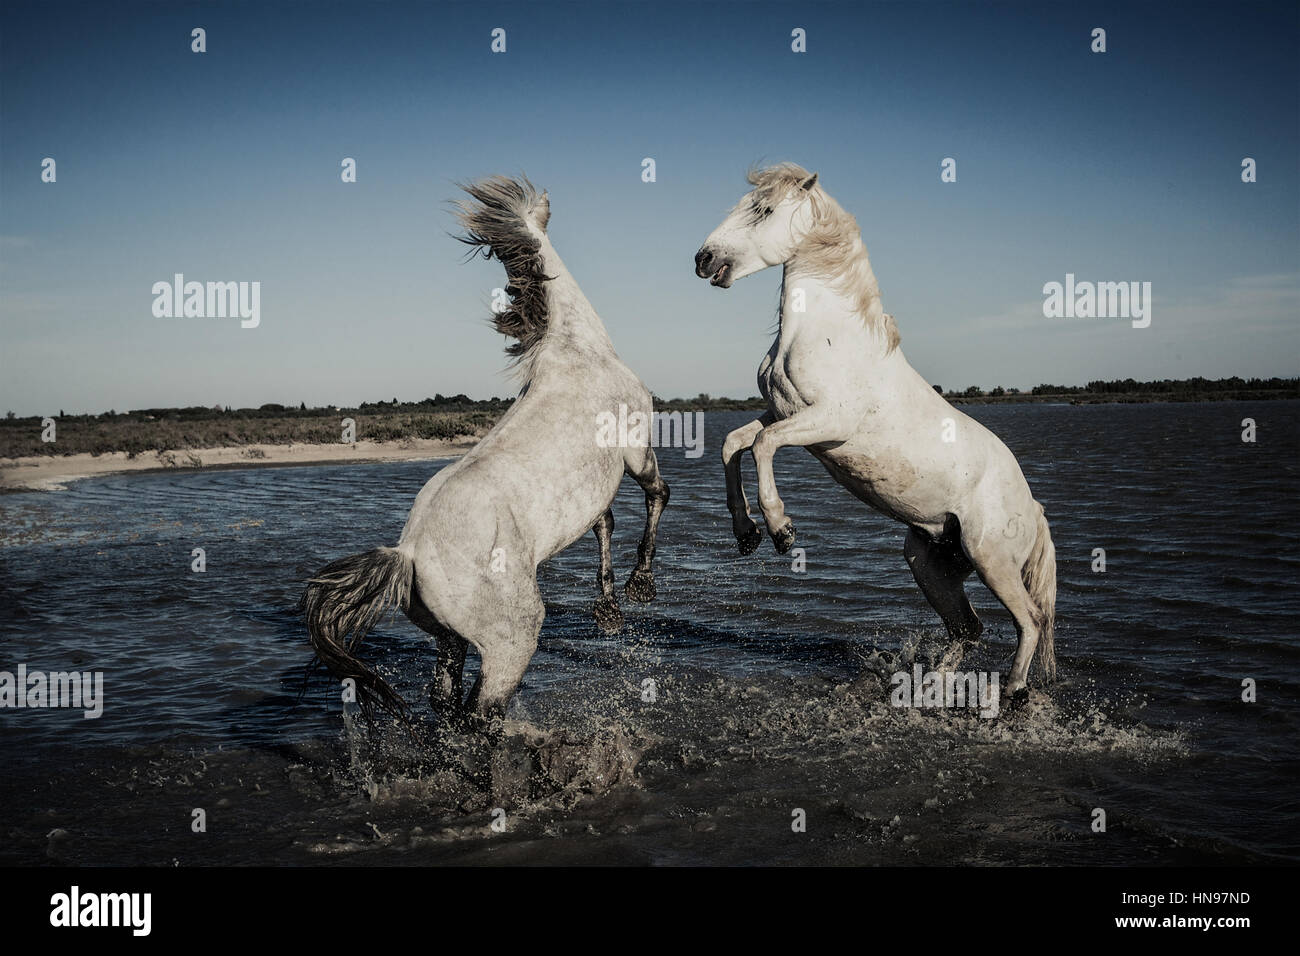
721, 435, 747, 463
751, 431, 777, 465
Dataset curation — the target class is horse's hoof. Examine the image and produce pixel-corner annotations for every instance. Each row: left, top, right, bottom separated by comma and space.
593, 596, 625, 632
1007, 687, 1030, 712
447, 709, 484, 736
771, 521, 796, 554
624, 568, 656, 603
736, 525, 763, 555
455, 708, 496, 738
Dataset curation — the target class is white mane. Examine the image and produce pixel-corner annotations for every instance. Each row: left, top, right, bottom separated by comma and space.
748, 163, 900, 352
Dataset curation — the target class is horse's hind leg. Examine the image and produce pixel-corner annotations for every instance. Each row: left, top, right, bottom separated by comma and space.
464, 583, 545, 721
904, 525, 983, 643
592, 508, 624, 632
408, 589, 467, 716
962, 524, 1040, 705
623, 446, 669, 603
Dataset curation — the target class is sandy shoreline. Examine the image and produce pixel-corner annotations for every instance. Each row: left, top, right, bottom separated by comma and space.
0, 438, 479, 492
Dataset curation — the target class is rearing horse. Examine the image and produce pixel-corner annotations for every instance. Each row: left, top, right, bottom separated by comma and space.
302, 176, 669, 722
694, 163, 1056, 701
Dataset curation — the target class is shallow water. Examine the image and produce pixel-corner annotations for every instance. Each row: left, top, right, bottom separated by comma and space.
1, 402, 1297, 865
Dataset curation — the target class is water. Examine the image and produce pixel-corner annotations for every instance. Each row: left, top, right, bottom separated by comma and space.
1, 402, 1297, 865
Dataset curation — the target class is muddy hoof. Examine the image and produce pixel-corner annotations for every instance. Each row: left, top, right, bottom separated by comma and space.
593, 596, 625, 633
736, 524, 763, 555
624, 568, 656, 603
446, 708, 484, 735
1007, 687, 1030, 712
770, 521, 796, 554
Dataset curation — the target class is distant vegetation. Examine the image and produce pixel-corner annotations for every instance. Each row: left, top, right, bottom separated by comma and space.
940, 376, 1300, 404
653, 394, 769, 411
0, 395, 506, 458
4, 379, 1296, 458
657, 378, 1300, 410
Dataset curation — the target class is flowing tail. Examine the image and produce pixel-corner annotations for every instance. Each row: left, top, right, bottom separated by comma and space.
1022, 507, 1058, 682
299, 546, 413, 717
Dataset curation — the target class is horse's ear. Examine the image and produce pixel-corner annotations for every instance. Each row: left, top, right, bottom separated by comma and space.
799, 172, 819, 191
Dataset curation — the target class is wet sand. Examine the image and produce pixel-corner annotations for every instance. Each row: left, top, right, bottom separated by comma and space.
0, 438, 479, 492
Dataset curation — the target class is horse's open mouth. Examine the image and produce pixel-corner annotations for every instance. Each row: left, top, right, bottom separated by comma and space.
709, 263, 731, 287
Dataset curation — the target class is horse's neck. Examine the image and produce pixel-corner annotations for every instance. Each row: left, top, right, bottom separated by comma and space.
534, 238, 617, 356
779, 237, 886, 349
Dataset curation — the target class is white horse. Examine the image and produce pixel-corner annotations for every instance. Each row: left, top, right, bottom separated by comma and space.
694, 163, 1056, 701
302, 176, 669, 724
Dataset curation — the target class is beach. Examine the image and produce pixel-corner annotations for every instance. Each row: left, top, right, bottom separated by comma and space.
0, 438, 478, 493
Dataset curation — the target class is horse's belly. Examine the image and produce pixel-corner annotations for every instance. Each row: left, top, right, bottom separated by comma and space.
404, 444, 624, 570
809, 445, 945, 531
530, 455, 625, 560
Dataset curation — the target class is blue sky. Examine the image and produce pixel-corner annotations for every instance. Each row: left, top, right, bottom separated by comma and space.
1, 0, 1296, 415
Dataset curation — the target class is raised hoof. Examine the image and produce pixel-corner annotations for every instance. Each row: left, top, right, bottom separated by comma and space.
770, 521, 796, 555
624, 568, 656, 603
736, 524, 763, 555
593, 596, 625, 633
1007, 687, 1030, 712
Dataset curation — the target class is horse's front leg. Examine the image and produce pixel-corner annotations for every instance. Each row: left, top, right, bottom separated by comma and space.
623, 446, 669, 603
750, 408, 847, 554
721, 413, 772, 555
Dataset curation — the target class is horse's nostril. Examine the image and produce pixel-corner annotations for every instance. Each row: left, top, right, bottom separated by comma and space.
696, 249, 713, 272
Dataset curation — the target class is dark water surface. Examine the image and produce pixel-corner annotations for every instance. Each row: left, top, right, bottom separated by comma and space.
2, 402, 1297, 865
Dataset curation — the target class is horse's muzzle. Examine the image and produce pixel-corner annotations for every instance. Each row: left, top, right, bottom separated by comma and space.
695, 248, 732, 287
694, 248, 715, 278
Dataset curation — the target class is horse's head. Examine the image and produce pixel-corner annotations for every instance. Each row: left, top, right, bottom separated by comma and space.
695, 163, 820, 288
